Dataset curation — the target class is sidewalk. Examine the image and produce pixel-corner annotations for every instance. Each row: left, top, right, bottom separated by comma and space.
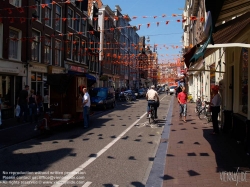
163, 98, 250, 187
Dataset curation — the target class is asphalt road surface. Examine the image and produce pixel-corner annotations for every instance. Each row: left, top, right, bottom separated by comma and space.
0, 93, 172, 187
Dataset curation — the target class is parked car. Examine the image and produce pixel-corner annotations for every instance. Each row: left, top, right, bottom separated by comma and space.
89, 87, 115, 110
134, 88, 146, 98
119, 90, 137, 101
169, 85, 177, 95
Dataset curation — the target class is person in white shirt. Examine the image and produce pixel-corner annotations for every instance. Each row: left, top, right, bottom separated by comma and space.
82, 87, 91, 128
206, 85, 221, 135
146, 85, 160, 118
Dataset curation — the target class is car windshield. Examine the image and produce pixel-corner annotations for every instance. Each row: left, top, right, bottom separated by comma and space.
91, 88, 107, 98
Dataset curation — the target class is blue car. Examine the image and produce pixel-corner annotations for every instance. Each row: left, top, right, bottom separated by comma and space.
89, 87, 115, 110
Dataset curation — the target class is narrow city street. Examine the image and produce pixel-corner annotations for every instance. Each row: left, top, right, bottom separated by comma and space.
0, 94, 172, 187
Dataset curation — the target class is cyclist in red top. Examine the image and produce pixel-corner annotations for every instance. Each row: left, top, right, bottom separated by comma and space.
177, 86, 188, 122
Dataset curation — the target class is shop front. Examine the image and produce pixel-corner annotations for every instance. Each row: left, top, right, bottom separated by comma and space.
0, 61, 25, 119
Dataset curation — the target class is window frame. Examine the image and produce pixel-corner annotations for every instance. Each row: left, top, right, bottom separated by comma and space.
45, 0, 52, 27
31, 29, 41, 62
55, 40, 61, 66
9, 0, 21, 7
66, 33, 73, 60
8, 27, 21, 61
75, 14, 80, 32
68, 8, 74, 28
55, 4, 62, 32
44, 36, 51, 64
82, 18, 87, 36
73, 37, 80, 62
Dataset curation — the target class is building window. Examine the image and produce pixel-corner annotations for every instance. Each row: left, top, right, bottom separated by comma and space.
240, 48, 248, 114
45, 0, 52, 27
75, 14, 80, 31
0, 24, 3, 58
31, 30, 40, 62
68, 8, 73, 28
66, 33, 72, 59
82, 18, 86, 35
31, 72, 45, 96
55, 5, 62, 32
73, 37, 80, 62
9, 29, 19, 59
55, 40, 61, 66
32, 0, 41, 21
9, 0, 21, 7
81, 40, 86, 64
44, 36, 51, 64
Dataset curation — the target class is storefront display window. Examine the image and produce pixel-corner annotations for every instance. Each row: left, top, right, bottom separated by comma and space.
240, 48, 248, 114
31, 72, 47, 96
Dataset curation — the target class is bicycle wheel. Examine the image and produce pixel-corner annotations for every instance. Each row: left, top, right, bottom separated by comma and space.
198, 109, 206, 120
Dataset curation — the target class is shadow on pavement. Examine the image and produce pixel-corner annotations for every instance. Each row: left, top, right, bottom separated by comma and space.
203, 129, 250, 172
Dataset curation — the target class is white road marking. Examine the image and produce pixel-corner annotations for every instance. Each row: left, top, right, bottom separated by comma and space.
82, 181, 92, 187
113, 185, 119, 187
52, 95, 167, 187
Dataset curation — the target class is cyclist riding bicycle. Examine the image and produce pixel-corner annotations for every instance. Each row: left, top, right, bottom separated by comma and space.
146, 85, 160, 119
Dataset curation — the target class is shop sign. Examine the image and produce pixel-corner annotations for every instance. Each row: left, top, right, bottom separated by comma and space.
0, 67, 19, 74
68, 65, 85, 73
32, 65, 47, 73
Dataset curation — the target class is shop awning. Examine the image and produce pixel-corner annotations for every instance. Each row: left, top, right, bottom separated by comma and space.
86, 74, 96, 82
183, 46, 197, 68
189, 11, 250, 67
189, 27, 213, 63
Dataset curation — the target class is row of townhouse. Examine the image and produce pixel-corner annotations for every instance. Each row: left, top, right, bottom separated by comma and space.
0, 0, 154, 120
183, 0, 250, 152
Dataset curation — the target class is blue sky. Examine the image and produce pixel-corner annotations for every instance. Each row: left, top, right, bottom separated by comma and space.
102, 0, 185, 64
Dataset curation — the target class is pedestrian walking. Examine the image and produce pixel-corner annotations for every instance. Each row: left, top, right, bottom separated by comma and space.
17, 85, 29, 123
206, 85, 221, 135
36, 91, 43, 115
43, 91, 49, 114
28, 89, 37, 123
82, 87, 91, 128
0, 95, 2, 127
177, 86, 187, 122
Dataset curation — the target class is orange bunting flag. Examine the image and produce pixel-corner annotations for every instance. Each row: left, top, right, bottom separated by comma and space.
41, 4, 48, 8
104, 17, 109, 21
62, 18, 67, 21
182, 19, 187, 23
20, 17, 26, 23
143, 16, 147, 18
123, 15, 129, 20
110, 28, 115, 31
154, 16, 157, 19
9, 18, 14, 23
72, 17, 77, 21
93, 17, 98, 21
200, 17, 205, 22
114, 16, 119, 21
52, 1, 57, 5
190, 16, 197, 20
5, 8, 12, 14
166, 21, 169, 25
32, 18, 38, 22
162, 14, 166, 17
177, 20, 181, 22
89, 31, 94, 35
65, 0, 71, 4
132, 16, 137, 19
147, 23, 150, 28
30, 5, 37, 9
172, 14, 177, 17
17, 7, 25, 13
77, 32, 83, 35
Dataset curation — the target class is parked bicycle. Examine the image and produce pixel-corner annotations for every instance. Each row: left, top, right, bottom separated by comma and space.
195, 96, 202, 114
148, 103, 156, 124
197, 98, 211, 122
